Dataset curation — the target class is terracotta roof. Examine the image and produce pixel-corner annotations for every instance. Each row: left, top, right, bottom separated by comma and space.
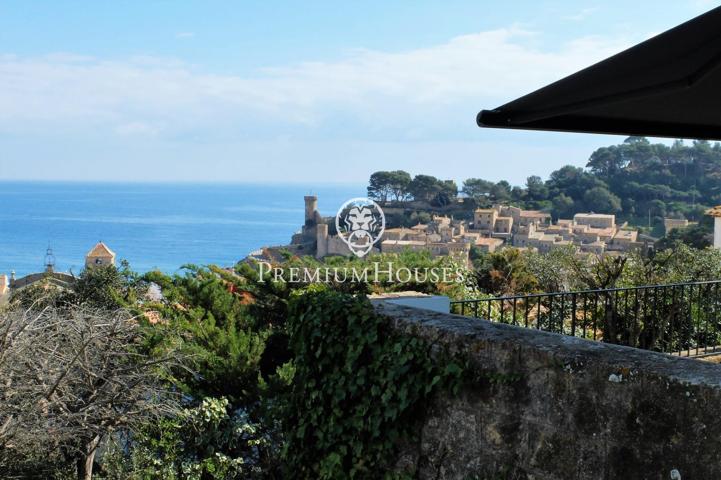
86, 242, 116, 258
706, 206, 721, 217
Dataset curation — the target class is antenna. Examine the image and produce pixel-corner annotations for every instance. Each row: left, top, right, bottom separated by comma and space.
44, 246, 56, 273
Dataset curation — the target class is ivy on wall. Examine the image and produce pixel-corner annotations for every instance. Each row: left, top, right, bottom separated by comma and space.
282, 287, 463, 479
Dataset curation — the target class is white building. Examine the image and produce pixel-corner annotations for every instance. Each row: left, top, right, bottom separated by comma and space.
706, 206, 721, 249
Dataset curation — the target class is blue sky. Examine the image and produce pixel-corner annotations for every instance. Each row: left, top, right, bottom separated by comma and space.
0, 1, 716, 185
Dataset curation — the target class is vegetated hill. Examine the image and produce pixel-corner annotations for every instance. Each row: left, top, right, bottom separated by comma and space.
367, 136, 721, 238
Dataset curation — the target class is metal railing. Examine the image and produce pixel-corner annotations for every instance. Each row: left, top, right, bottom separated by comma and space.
450, 280, 721, 356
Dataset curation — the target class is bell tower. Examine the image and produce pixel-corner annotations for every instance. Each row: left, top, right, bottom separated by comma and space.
85, 242, 117, 268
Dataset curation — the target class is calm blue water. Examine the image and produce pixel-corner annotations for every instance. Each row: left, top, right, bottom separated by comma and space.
0, 182, 364, 277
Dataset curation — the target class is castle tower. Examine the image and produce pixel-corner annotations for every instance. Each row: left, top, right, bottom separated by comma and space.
316, 223, 329, 259
304, 196, 318, 226
85, 242, 116, 268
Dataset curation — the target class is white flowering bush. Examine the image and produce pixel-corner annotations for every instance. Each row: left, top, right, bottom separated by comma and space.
100, 397, 274, 479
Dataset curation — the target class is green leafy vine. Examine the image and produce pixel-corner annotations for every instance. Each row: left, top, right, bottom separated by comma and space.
282, 287, 463, 479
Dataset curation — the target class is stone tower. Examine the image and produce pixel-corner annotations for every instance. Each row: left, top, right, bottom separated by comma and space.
85, 242, 116, 268
304, 195, 318, 226
316, 223, 329, 258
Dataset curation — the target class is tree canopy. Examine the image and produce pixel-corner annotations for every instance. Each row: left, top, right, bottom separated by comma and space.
366, 137, 721, 237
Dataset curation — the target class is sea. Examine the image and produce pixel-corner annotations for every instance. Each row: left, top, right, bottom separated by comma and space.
0, 182, 365, 278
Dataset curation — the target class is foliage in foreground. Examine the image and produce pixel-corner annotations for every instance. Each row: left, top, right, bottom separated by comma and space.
101, 397, 273, 480
141, 264, 276, 403
9, 259, 149, 312
0, 307, 178, 480
93, 251, 471, 479
282, 287, 463, 479
5, 242, 721, 478
472, 243, 721, 297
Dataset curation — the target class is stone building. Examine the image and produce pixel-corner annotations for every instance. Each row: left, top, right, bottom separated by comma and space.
473, 205, 549, 239
573, 213, 615, 229
85, 242, 116, 268
380, 214, 482, 262
9, 270, 75, 291
379, 215, 472, 265
499, 205, 551, 229
6, 242, 121, 297
664, 218, 689, 234
315, 222, 359, 258
291, 196, 324, 245
473, 209, 497, 231
492, 217, 513, 239
382, 205, 642, 260
473, 237, 504, 253
511, 211, 643, 254
607, 229, 639, 251
288, 195, 377, 259
380, 239, 428, 254
8, 247, 76, 292
273, 197, 644, 263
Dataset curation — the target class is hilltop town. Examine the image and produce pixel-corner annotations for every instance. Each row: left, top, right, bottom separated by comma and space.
249, 195, 675, 265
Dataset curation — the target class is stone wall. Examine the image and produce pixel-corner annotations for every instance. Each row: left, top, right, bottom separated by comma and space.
374, 302, 721, 480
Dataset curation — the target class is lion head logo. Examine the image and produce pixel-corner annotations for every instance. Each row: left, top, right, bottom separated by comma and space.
335, 198, 385, 257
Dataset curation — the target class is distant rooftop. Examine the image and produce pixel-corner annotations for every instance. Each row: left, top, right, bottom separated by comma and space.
574, 213, 615, 219
86, 241, 116, 258
520, 210, 550, 218
706, 206, 721, 218
381, 240, 426, 246
474, 238, 504, 246
614, 230, 637, 240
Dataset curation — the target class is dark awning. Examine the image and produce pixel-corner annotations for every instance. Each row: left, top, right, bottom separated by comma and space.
477, 7, 721, 140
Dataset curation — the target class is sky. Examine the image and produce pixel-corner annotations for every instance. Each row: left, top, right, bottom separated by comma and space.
0, 0, 717, 186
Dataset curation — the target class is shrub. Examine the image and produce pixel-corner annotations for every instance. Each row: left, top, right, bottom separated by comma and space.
101, 397, 274, 479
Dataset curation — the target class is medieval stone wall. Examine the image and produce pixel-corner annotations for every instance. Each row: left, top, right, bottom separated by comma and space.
374, 302, 721, 480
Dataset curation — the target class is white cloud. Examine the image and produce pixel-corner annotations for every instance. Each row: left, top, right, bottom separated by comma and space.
0, 28, 636, 139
